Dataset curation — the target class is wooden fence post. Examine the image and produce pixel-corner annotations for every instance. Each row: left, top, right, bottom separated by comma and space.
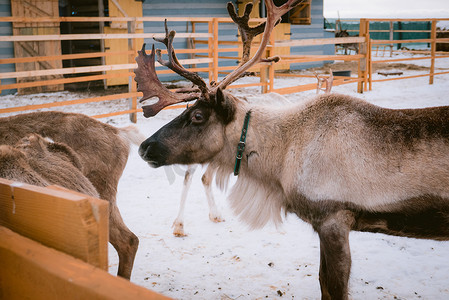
358, 19, 369, 93
429, 20, 437, 85
213, 18, 219, 83
208, 20, 213, 83
128, 19, 137, 123
268, 33, 275, 92
389, 21, 394, 57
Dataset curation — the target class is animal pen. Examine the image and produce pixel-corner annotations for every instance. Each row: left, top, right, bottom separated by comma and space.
0, 178, 169, 299
1, 16, 447, 122
0, 13, 449, 299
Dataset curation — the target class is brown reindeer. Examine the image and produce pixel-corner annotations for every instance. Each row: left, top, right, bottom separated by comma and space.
0, 111, 145, 279
0, 133, 99, 197
335, 29, 359, 55
135, 1, 449, 299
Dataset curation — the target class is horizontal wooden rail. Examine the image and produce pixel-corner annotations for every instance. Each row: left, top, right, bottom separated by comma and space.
373, 54, 449, 64
366, 18, 449, 22
0, 72, 133, 91
0, 92, 139, 114
276, 37, 365, 47
372, 38, 432, 44
0, 32, 212, 42
282, 54, 364, 63
0, 16, 224, 23
0, 48, 210, 65
272, 78, 361, 95
0, 50, 134, 65
0, 58, 212, 79
372, 70, 449, 82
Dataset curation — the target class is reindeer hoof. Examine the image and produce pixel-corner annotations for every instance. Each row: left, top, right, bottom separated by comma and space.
172, 221, 187, 237
173, 231, 187, 237
209, 214, 225, 223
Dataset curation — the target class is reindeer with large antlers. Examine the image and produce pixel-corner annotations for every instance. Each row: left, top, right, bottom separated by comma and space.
135, 1, 449, 299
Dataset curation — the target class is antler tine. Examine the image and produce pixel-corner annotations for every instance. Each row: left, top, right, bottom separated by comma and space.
314, 70, 334, 94
134, 44, 200, 118
223, 2, 281, 86
154, 19, 209, 96
216, 0, 305, 90
227, 2, 266, 65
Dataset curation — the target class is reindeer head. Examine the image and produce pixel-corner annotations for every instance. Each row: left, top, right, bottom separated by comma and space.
137, 0, 304, 167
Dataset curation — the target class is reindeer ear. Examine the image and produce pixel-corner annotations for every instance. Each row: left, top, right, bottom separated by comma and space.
214, 87, 236, 124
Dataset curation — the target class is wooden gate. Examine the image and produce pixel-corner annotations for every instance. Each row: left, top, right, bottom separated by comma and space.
11, 0, 63, 94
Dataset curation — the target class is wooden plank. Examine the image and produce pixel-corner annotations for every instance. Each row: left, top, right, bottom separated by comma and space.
372, 70, 449, 83
0, 72, 134, 91
276, 36, 365, 47
0, 16, 213, 23
46, 185, 109, 270
0, 226, 171, 300
0, 178, 108, 269
0, 49, 210, 65
0, 58, 213, 79
0, 50, 134, 64
0, 32, 213, 42
429, 20, 437, 84
372, 39, 433, 44
0, 92, 139, 114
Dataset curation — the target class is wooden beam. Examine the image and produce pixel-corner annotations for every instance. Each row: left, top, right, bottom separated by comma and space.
276, 37, 365, 47
0, 58, 212, 79
0, 179, 108, 269
0, 92, 139, 114
0, 32, 212, 42
0, 226, 170, 300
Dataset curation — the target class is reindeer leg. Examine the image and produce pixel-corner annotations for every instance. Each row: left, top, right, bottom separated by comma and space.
316, 210, 354, 300
202, 165, 224, 223
173, 165, 196, 237
109, 202, 139, 279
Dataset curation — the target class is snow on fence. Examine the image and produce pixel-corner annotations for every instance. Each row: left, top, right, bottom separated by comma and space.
0, 178, 169, 299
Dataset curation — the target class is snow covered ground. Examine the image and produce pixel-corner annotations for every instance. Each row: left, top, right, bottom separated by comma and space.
2, 55, 449, 299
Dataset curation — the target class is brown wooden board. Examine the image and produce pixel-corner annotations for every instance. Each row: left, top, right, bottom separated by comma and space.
0, 178, 108, 269
0, 226, 171, 300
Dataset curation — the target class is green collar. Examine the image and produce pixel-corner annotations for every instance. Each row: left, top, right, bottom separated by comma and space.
234, 111, 251, 176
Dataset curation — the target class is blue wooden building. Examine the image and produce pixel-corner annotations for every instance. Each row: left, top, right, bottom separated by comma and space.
0, 0, 334, 95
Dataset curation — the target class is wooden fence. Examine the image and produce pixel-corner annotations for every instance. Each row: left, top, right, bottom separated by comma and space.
0, 16, 448, 122
0, 178, 169, 299
334, 18, 449, 90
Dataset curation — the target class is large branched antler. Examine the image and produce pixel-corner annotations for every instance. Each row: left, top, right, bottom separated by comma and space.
222, 1, 282, 87
134, 44, 200, 117
134, 0, 304, 117
154, 20, 210, 97
227, 2, 266, 65
216, 0, 304, 90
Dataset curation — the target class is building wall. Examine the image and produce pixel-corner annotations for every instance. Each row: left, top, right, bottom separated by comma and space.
0, 0, 15, 95
290, 0, 335, 69
142, 0, 333, 81
0, 0, 333, 94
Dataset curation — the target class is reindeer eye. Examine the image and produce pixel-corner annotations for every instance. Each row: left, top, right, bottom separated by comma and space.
191, 111, 205, 124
